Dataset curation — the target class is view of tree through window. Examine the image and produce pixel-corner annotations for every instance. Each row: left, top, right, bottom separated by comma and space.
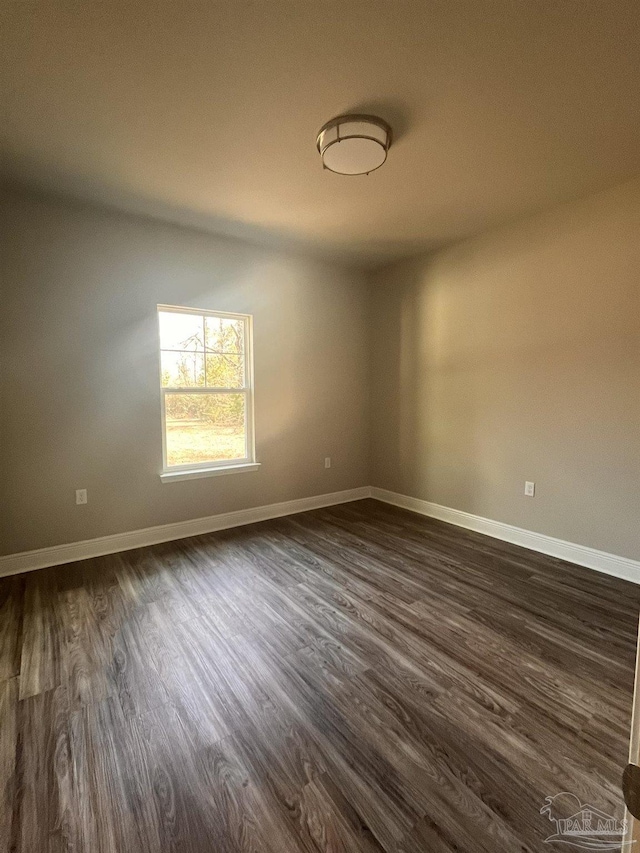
158, 307, 253, 469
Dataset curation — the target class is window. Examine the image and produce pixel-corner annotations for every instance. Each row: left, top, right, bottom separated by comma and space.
157, 305, 258, 481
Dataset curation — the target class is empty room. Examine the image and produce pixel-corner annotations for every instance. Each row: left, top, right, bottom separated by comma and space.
1, 1, 640, 851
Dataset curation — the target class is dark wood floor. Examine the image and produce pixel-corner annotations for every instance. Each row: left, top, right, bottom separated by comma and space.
0, 499, 638, 852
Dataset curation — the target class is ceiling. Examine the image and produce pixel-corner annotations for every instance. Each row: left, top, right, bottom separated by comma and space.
2, 0, 640, 267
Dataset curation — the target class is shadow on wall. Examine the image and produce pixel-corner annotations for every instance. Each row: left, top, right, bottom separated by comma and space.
395, 260, 479, 509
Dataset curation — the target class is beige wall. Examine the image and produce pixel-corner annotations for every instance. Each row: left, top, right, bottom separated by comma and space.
0, 190, 370, 555
3, 178, 639, 562
370, 178, 640, 561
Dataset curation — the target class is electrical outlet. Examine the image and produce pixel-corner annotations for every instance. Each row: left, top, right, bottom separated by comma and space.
324, 457, 331, 469
76, 488, 88, 505
524, 481, 535, 497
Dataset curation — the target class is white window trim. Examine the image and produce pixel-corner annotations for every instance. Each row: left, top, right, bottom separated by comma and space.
160, 462, 261, 483
157, 304, 259, 481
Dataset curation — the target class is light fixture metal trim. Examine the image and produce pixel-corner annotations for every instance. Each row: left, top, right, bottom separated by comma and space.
316, 114, 392, 175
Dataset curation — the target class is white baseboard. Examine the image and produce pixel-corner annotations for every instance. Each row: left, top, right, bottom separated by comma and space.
371, 487, 640, 585
3, 484, 638, 586
0, 487, 371, 578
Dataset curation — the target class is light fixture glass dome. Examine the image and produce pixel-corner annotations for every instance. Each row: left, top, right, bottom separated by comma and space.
316, 114, 392, 175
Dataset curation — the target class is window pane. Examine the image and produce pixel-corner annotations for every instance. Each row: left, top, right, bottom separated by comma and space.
161, 351, 205, 387
159, 311, 204, 351
205, 353, 244, 388
164, 393, 246, 466
205, 316, 244, 353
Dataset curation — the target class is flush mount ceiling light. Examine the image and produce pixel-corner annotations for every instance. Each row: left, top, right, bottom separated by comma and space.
316, 114, 392, 175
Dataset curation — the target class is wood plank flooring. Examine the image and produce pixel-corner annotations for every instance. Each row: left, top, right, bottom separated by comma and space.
0, 498, 638, 852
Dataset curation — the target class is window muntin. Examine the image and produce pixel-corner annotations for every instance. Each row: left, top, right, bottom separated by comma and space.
158, 306, 254, 472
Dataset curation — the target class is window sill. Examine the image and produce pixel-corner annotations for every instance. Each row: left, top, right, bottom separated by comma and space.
160, 462, 261, 483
